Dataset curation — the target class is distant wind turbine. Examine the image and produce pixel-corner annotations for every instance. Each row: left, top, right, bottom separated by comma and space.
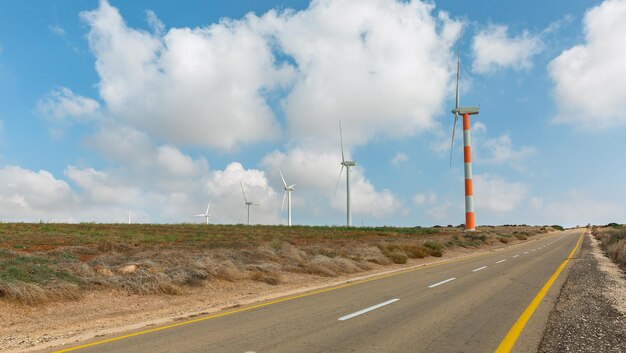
280, 171, 296, 226
334, 120, 355, 227
239, 182, 259, 225
194, 201, 211, 225
449, 30, 480, 232
128, 209, 132, 225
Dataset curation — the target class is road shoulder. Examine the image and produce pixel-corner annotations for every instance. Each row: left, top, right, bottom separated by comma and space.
538, 233, 626, 352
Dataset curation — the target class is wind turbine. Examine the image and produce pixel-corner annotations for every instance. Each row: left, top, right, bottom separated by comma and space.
128, 209, 132, 225
240, 182, 259, 225
280, 171, 296, 226
449, 30, 480, 232
194, 201, 211, 225
334, 120, 355, 227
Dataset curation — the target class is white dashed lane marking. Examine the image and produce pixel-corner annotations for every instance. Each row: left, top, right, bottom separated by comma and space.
428, 278, 456, 288
338, 299, 400, 321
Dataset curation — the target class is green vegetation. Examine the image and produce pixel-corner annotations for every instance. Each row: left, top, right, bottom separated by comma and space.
0, 223, 546, 305
551, 225, 565, 231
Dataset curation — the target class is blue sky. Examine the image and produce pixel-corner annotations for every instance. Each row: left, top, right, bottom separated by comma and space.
0, 0, 624, 226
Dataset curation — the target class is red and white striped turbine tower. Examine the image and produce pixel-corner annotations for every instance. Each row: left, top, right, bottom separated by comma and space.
450, 32, 480, 232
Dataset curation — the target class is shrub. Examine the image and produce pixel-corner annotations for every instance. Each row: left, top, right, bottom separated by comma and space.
464, 234, 486, 242
387, 251, 408, 264
423, 241, 444, 257
551, 225, 564, 231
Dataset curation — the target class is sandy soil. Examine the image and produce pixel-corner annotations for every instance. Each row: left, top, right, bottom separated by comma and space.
0, 235, 548, 353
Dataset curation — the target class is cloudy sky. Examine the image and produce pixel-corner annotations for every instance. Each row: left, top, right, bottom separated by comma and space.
0, 0, 624, 226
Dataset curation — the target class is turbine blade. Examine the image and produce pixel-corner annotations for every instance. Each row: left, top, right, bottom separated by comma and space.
449, 114, 459, 167
240, 182, 248, 203
288, 184, 296, 189
455, 29, 462, 111
194, 214, 204, 217
339, 120, 345, 162
334, 165, 344, 198
206, 200, 211, 214
280, 170, 288, 189
237, 204, 246, 224
281, 191, 287, 214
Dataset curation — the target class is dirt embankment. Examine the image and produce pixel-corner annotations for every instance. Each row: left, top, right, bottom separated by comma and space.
539, 232, 626, 352
0, 223, 555, 352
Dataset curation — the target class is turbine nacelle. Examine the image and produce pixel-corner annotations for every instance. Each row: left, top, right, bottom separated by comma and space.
451, 107, 480, 115
341, 161, 356, 167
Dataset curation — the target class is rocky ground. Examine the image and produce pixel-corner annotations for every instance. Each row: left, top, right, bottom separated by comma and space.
538, 234, 626, 353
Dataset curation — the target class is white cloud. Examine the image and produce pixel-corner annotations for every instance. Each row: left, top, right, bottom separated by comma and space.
65, 166, 141, 205
156, 145, 199, 177
261, 146, 401, 219
413, 191, 437, 205
478, 134, 535, 165
76, 0, 463, 151
0, 166, 76, 221
390, 152, 408, 166
37, 87, 100, 123
529, 190, 624, 227
472, 24, 543, 73
549, 0, 626, 129
278, 1, 461, 147
80, 0, 292, 150
49, 25, 66, 37
204, 162, 280, 224
145, 10, 164, 35
473, 174, 529, 213
85, 123, 155, 166
413, 193, 426, 205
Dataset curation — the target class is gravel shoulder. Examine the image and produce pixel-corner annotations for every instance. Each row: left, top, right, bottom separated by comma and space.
538, 233, 626, 352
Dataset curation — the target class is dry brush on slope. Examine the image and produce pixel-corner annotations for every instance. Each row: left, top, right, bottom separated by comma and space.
0, 223, 556, 305
592, 223, 626, 269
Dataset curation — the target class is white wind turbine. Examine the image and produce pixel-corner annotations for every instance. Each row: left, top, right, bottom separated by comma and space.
280, 171, 296, 226
128, 209, 132, 225
239, 182, 259, 225
334, 120, 356, 227
194, 201, 211, 225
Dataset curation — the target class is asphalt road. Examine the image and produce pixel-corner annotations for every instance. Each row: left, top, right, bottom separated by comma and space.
53, 229, 584, 353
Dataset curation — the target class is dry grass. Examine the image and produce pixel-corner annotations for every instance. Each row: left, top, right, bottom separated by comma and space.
593, 225, 626, 269
0, 223, 550, 305
0, 282, 81, 305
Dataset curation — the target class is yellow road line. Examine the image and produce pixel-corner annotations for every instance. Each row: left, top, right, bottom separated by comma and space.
494, 230, 585, 353
53, 231, 565, 353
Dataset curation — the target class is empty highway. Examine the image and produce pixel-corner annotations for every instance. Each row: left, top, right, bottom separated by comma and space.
52, 229, 584, 353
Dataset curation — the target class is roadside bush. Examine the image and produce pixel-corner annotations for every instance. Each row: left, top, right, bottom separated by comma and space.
551, 225, 565, 231
607, 239, 626, 267
422, 241, 443, 257
387, 251, 408, 264
378, 243, 431, 260
595, 228, 626, 269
